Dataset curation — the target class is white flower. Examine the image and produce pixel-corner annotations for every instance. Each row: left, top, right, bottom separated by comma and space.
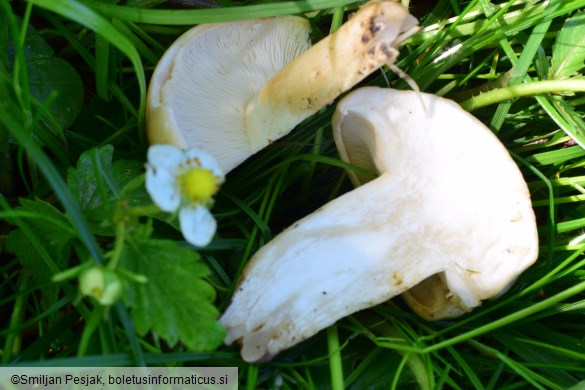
145, 144, 224, 247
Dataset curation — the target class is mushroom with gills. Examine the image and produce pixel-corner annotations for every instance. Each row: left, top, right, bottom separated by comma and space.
219, 86, 539, 363
147, 0, 419, 173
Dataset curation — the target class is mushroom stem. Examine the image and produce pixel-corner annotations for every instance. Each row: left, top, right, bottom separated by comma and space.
333, 87, 539, 320
221, 87, 538, 363
221, 173, 447, 363
244, 0, 418, 151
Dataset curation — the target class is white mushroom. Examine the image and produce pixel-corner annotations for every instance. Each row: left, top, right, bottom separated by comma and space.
219, 86, 538, 363
333, 87, 539, 320
147, 0, 418, 173
146, 16, 311, 172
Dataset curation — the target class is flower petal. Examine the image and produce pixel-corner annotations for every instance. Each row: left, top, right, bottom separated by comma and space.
179, 204, 217, 247
146, 165, 180, 212
147, 144, 184, 172
184, 147, 225, 181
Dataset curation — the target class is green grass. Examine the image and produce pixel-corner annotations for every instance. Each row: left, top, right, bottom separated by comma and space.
1, 0, 585, 388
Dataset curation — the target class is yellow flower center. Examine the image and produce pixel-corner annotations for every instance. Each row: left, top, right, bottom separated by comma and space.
179, 168, 219, 203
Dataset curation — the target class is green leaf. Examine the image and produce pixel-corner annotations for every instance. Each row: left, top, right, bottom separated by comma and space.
120, 236, 225, 351
111, 159, 149, 206
3, 16, 83, 130
347, 349, 419, 390
67, 145, 148, 233
27, 57, 83, 130
4, 198, 75, 311
28, 0, 147, 140
528, 145, 585, 166
5, 198, 75, 282
551, 97, 585, 150
550, 11, 585, 80
68, 145, 116, 222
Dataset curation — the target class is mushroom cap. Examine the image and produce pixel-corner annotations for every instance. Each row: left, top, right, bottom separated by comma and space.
220, 87, 538, 362
333, 86, 539, 320
148, 1, 419, 175
146, 16, 312, 173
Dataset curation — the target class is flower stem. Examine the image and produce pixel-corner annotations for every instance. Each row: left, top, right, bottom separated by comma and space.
245, 365, 258, 390
125, 204, 162, 217
107, 222, 126, 271
78, 305, 105, 357
1, 276, 27, 364
327, 325, 344, 390
460, 79, 585, 111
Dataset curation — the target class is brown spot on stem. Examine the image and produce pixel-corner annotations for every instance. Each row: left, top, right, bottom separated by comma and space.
369, 17, 381, 35
381, 45, 393, 59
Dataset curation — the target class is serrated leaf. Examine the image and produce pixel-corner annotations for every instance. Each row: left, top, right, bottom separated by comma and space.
120, 236, 225, 351
5, 198, 75, 281
68, 145, 116, 221
67, 145, 148, 234
111, 159, 150, 207
5, 198, 75, 311
550, 11, 585, 80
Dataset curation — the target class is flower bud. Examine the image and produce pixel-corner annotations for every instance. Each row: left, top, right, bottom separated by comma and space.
79, 266, 123, 306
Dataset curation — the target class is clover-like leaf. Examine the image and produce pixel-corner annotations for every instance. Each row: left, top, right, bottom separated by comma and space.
120, 236, 225, 351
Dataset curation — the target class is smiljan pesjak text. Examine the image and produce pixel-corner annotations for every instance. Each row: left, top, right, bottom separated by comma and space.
15, 373, 230, 386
